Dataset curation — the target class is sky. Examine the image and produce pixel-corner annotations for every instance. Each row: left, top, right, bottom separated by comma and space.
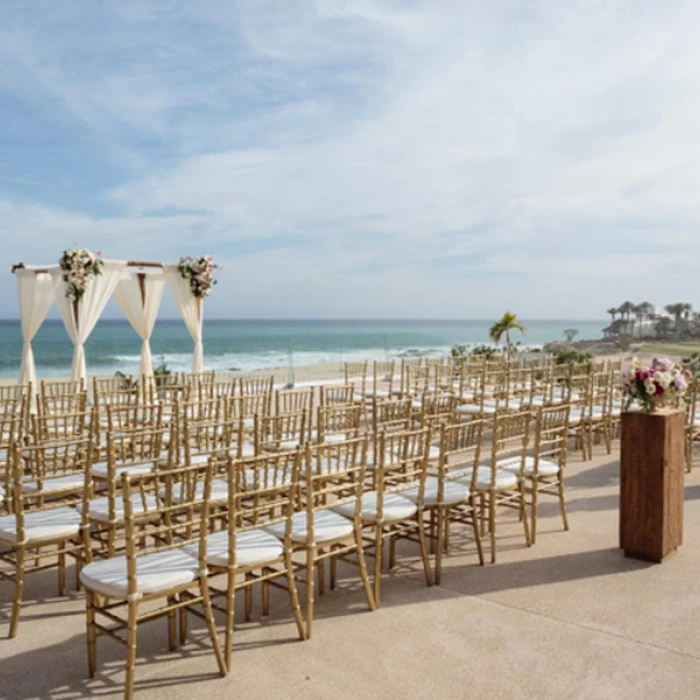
1, 0, 699, 320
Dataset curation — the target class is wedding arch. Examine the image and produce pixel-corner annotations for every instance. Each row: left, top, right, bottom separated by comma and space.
11, 251, 217, 387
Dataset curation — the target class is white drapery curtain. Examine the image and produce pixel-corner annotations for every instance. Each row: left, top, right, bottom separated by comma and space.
51, 260, 127, 382
164, 264, 204, 373
16, 267, 55, 391
113, 268, 165, 378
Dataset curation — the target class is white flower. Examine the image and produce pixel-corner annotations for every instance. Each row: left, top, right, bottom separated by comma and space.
644, 379, 657, 395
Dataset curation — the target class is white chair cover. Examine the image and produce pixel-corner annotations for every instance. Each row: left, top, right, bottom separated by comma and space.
113, 269, 165, 378
164, 264, 204, 373
15, 268, 55, 394
51, 260, 127, 382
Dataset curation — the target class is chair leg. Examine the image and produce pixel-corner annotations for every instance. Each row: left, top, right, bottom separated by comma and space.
435, 507, 445, 585
179, 603, 188, 646
305, 545, 316, 640
373, 527, 383, 607
558, 474, 569, 531
261, 569, 270, 617
317, 549, 325, 596
330, 554, 337, 590
9, 548, 25, 638
86, 590, 98, 678
244, 573, 252, 622
224, 572, 235, 670
417, 512, 433, 587
57, 546, 66, 596
355, 529, 376, 611
489, 494, 496, 564
530, 480, 538, 545
200, 579, 227, 677
470, 496, 484, 566
124, 600, 138, 700
167, 596, 177, 651
519, 483, 531, 546
389, 535, 396, 570
284, 551, 305, 641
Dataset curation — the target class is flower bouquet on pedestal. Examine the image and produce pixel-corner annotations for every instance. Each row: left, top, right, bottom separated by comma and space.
620, 357, 690, 412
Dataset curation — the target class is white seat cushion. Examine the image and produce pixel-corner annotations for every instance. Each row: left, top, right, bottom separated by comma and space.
455, 403, 496, 415
80, 547, 199, 599
92, 461, 155, 479
497, 456, 559, 478
0, 507, 81, 544
333, 491, 417, 523
403, 475, 471, 506
266, 509, 354, 543
86, 493, 159, 523
22, 472, 85, 494
467, 467, 519, 491
242, 417, 255, 429
263, 438, 301, 452
186, 528, 283, 568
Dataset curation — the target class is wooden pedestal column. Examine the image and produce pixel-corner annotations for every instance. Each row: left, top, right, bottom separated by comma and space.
620, 408, 684, 562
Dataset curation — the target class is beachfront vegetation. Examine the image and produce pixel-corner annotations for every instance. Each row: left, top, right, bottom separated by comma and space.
489, 311, 525, 359
604, 301, 699, 341
550, 347, 593, 366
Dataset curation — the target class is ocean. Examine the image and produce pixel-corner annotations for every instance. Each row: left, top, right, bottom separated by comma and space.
0, 319, 606, 379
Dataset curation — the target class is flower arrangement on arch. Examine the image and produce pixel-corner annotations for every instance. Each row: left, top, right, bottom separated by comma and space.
177, 255, 219, 299
58, 246, 105, 302
621, 357, 691, 412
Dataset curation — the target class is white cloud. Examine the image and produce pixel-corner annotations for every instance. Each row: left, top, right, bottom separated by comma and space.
1, 0, 700, 319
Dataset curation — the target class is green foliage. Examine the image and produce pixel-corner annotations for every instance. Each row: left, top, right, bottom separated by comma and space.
681, 351, 700, 377
114, 371, 138, 393
153, 357, 172, 387
618, 335, 633, 351
489, 311, 525, 358
550, 347, 593, 365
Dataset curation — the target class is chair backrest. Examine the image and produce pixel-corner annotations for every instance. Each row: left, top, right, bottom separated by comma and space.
372, 361, 396, 394
238, 375, 274, 400
344, 361, 368, 395
121, 461, 213, 597
226, 393, 271, 422
39, 380, 87, 417
375, 427, 431, 510
476, 411, 531, 487
417, 391, 456, 428
10, 430, 94, 516
533, 405, 570, 475
181, 398, 230, 464
106, 402, 164, 433
320, 384, 355, 407
276, 388, 314, 416
372, 397, 412, 435
256, 411, 307, 452
31, 409, 92, 443
317, 404, 362, 441
305, 436, 368, 527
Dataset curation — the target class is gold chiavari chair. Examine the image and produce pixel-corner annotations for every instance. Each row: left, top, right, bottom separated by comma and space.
193, 451, 305, 668
0, 438, 90, 637
468, 411, 532, 564
81, 463, 226, 698
567, 373, 593, 460
398, 358, 423, 398
256, 411, 308, 453
200, 377, 237, 402
333, 427, 433, 606
315, 404, 362, 444
414, 391, 456, 429
371, 397, 412, 436
276, 387, 314, 441
276, 437, 376, 639
497, 405, 570, 544
85, 427, 169, 557
226, 393, 271, 451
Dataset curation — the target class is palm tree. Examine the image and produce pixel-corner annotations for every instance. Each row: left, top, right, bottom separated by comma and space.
655, 317, 673, 340
664, 303, 685, 336
563, 328, 578, 342
489, 311, 526, 359
606, 307, 618, 324
617, 301, 635, 335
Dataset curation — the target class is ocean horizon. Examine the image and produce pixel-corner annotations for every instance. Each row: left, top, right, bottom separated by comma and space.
0, 318, 607, 379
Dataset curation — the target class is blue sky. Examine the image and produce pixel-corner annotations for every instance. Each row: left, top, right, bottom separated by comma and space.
1, 1, 699, 320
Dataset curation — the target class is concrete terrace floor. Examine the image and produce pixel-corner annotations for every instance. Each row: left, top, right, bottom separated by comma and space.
2, 443, 700, 700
